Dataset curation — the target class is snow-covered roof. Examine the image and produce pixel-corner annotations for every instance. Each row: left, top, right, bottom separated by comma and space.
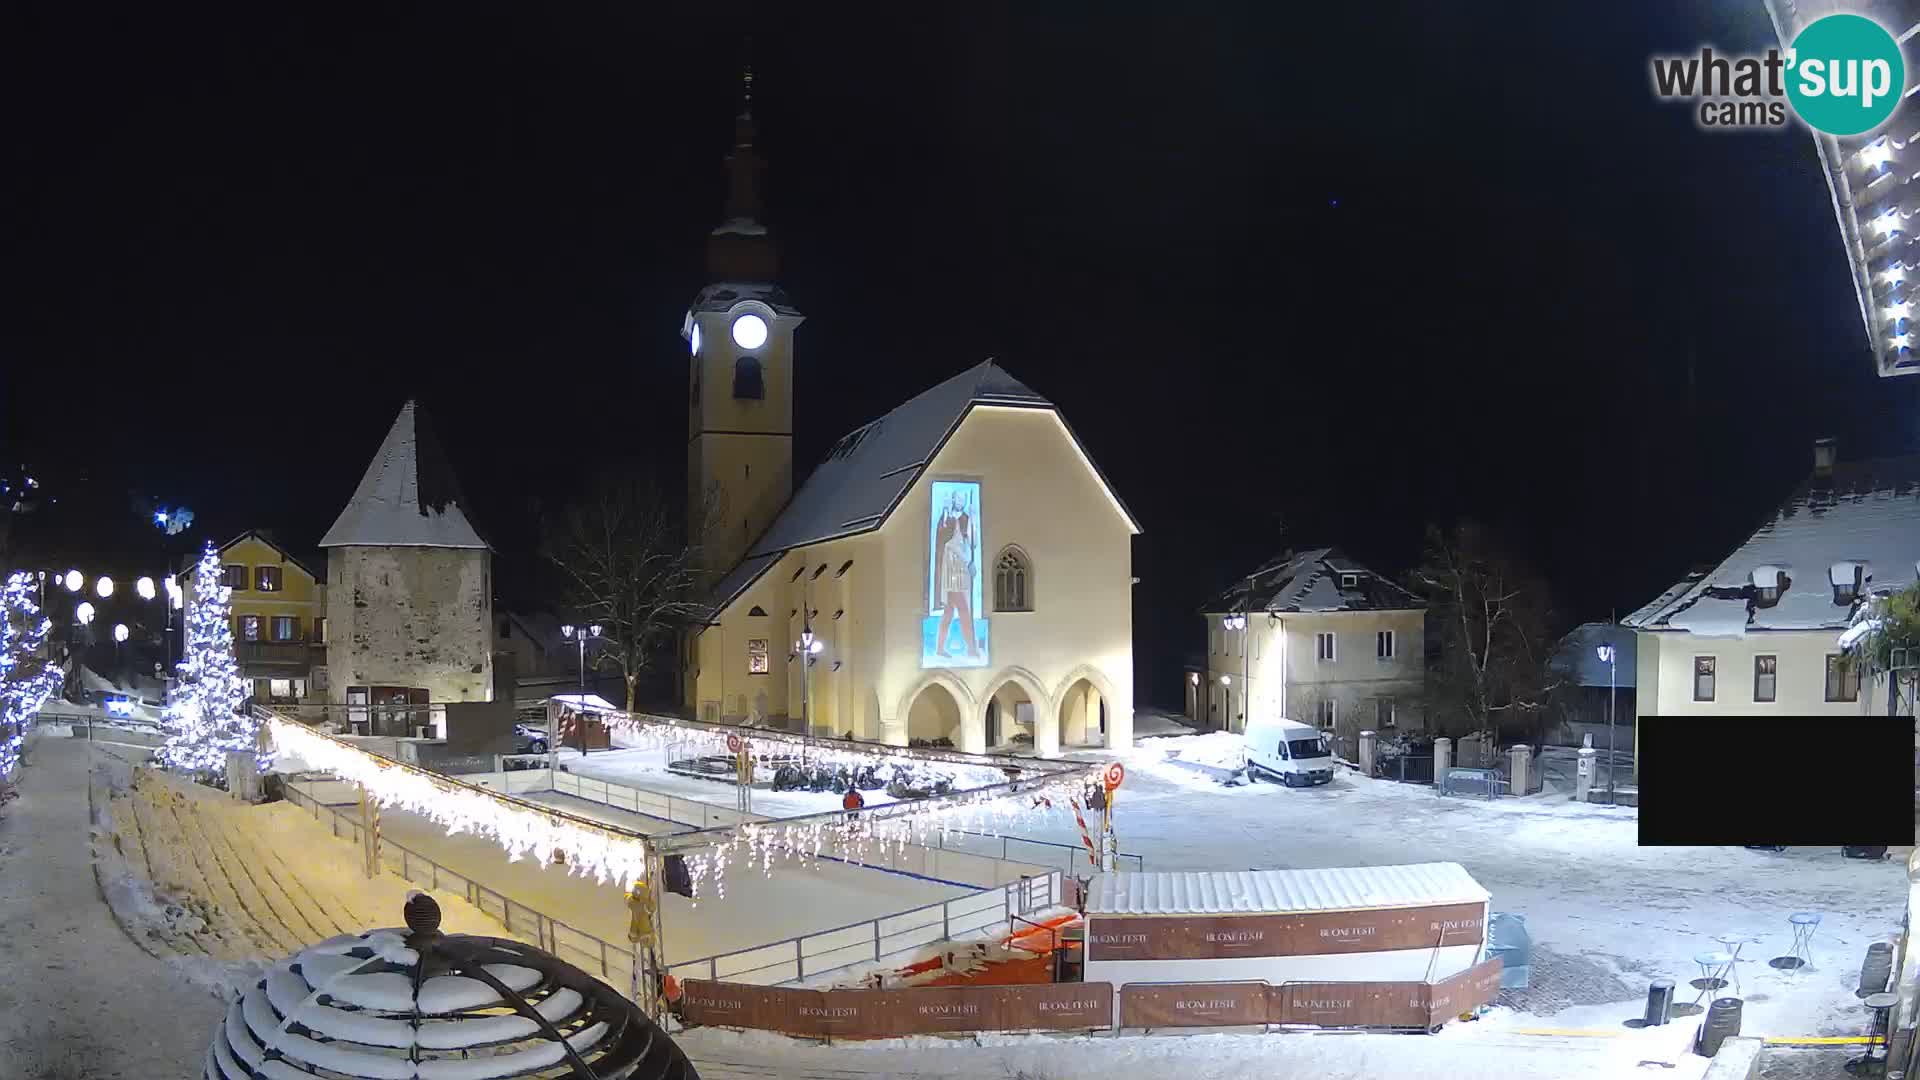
1087, 863, 1489, 916
1549, 622, 1637, 687
1202, 547, 1423, 615
319, 401, 488, 550
691, 281, 802, 317
701, 360, 1140, 619
1624, 453, 1920, 634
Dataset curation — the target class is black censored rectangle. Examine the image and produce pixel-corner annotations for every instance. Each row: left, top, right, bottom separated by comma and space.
1638, 716, 1914, 847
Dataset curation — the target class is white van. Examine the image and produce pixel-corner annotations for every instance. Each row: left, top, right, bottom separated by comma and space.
1243, 718, 1336, 787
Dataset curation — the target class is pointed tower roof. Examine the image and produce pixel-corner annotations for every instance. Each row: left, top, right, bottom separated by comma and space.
707, 65, 779, 281
319, 401, 488, 550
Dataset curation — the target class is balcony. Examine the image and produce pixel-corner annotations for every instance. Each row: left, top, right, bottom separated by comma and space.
237, 641, 324, 670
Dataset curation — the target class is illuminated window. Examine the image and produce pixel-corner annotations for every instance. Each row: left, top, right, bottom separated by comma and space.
314, 616, 327, 643
239, 615, 263, 642
271, 616, 297, 642
1826, 654, 1860, 702
1754, 655, 1777, 702
1693, 656, 1716, 701
995, 547, 1032, 612
255, 565, 282, 592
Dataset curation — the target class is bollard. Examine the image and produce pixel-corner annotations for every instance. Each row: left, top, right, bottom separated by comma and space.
1644, 978, 1675, 1026
1575, 747, 1596, 804
1698, 997, 1743, 1057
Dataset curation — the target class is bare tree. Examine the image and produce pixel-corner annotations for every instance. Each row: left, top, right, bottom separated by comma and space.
1406, 521, 1564, 744
544, 474, 725, 714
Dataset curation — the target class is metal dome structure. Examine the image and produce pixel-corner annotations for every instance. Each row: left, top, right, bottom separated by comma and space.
205, 893, 697, 1080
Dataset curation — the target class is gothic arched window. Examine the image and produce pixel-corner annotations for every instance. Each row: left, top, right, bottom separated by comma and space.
733, 355, 764, 400
994, 546, 1033, 612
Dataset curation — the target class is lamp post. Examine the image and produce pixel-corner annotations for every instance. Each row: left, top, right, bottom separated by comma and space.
560, 623, 602, 756
796, 619, 824, 738
1596, 642, 1617, 803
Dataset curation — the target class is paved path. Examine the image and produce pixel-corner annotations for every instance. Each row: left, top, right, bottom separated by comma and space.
0, 735, 224, 1079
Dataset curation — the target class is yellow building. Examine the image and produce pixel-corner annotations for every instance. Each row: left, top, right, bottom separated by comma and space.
178, 530, 327, 705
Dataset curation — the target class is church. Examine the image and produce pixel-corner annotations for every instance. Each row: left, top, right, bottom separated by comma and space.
682, 83, 1140, 757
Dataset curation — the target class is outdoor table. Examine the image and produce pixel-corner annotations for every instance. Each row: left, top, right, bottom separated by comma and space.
1850, 991, 1901, 1074
1787, 912, 1821, 974
1693, 950, 1734, 1006
1712, 933, 1761, 998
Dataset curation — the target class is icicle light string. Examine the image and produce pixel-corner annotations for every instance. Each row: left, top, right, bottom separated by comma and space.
268, 718, 652, 887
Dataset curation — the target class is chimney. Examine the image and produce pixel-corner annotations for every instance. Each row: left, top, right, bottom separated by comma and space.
1813, 437, 1837, 478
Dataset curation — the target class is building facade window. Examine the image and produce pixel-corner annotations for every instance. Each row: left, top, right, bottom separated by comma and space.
994, 547, 1032, 612
314, 616, 328, 644
1318, 698, 1338, 729
1376, 629, 1395, 660
1754, 655, 1777, 702
1316, 631, 1336, 662
1826, 654, 1861, 702
255, 565, 282, 592
271, 616, 298, 642
223, 564, 248, 591
239, 615, 263, 642
1693, 656, 1716, 701
1376, 697, 1395, 728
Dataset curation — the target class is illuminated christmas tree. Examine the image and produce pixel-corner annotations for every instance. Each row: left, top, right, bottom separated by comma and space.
1, 570, 64, 779
159, 542, 264, 775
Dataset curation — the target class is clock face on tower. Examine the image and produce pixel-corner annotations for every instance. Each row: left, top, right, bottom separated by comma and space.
731, 313, 769, 350
690, 322, 702, 356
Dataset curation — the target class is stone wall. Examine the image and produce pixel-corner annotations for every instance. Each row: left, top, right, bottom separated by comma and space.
326, 546, 492, 703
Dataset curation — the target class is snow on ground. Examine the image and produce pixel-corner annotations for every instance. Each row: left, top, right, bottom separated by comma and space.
677, 1019, 1710, 1080
0, 734, 226, 1080
561, 743, 999, 819
289, 776, 976, 967
1045, 731, 1910, 1040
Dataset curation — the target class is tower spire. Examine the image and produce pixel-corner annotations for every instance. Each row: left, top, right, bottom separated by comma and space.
708, 53, 777, 280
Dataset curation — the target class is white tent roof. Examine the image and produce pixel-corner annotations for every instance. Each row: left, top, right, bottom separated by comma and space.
549, 693, 618, 711
1087, 863, 1489, 916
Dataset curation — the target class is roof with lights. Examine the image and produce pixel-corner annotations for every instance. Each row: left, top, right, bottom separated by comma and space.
702, 359, 1139, 618
319, 401, 489, 550
1762, 0, 1920, 377
1624, 451, 1920, 634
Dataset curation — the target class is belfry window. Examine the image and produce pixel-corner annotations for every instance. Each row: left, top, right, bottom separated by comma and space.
733, 355, 764, 400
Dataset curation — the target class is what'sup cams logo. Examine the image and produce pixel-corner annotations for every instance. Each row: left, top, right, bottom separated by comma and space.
1652, 13, 1905, 135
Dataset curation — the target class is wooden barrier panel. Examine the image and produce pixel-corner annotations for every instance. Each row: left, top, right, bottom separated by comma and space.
1426, 957, 1504, 1025
1087, 902, 1487, 961
1270, 980, 1430, 1029
681, 980, 1114, 1038
1118, 982, 1270, 1028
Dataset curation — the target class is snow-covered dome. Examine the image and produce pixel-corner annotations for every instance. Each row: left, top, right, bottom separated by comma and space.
204, 893, 696, 1080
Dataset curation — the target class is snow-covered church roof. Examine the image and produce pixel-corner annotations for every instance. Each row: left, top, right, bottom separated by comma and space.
1201, 547, 1424, 615
1624, 452, 1920, 637
320, 401, 488, 550
702, 360, 1139, 617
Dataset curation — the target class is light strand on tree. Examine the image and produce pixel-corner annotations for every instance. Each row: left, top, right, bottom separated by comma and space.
1, 571, 65, 777
158, 541, 267, 774
268, 717, 653, 887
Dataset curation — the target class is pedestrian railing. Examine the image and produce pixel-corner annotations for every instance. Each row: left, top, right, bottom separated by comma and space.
551, 769, 761, 830
665, 868, 1062, 987
280, 781, 634, 991
928, 828, 1145, 874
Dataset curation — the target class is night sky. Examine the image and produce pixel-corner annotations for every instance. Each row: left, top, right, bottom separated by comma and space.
8, 4, 1920, 710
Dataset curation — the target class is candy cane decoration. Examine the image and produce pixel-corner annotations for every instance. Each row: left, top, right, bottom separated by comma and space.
1070, 798, 1098, 868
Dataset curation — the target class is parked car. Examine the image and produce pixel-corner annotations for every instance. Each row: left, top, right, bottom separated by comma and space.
513, 722, 548, 754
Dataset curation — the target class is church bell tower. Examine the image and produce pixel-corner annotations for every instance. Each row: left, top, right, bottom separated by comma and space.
686, 67, 803, 574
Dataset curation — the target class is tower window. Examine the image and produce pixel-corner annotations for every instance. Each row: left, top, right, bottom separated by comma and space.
733, 355, 764, 400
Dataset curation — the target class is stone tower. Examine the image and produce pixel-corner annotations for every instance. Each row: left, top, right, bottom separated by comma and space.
321, 401, 493, 715
685, 69, 805, 574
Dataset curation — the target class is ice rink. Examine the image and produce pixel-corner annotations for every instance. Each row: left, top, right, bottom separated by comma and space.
288, 778, 977, 969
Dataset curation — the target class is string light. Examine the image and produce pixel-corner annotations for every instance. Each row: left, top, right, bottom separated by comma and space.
268, 718, 653, 887
2, 571, 65, 776
159, 542, 265, 774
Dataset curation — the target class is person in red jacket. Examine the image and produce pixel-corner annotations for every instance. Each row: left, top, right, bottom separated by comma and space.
843, 786, 866, 812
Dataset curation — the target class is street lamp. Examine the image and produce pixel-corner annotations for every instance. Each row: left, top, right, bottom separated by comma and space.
1596, 642, 1618, 803
63, 570, 82, 593
95, 575, 114, 599
795, 623, 824, 736
560, 623, 602, 756
136, 576, 156, 600
76, 601, 95, 625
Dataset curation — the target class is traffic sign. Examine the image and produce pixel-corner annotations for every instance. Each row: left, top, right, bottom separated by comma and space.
727, 734, 743, 754
1103, 762, 1125, 791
